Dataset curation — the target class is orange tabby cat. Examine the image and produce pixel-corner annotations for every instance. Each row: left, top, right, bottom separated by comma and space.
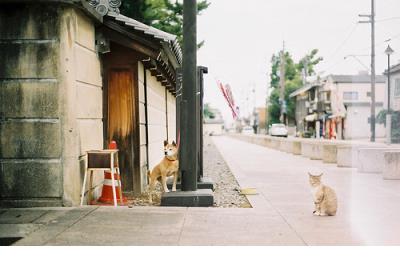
309, 172, 337, 216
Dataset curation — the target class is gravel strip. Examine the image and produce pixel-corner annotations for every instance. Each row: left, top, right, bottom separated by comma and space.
127, 135, 251, 208
203, 135, 251, 208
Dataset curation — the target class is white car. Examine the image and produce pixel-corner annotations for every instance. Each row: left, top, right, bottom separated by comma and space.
242, 126, 254, 134
269, 124, 288, 137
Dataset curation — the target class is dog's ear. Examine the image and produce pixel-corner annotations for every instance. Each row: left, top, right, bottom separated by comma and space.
163, 140, 168, 147
172, 140, 176, 147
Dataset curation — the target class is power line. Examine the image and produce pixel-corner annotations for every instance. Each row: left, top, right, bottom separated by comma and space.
325, 23, 359, 61
376, 16, 400, 23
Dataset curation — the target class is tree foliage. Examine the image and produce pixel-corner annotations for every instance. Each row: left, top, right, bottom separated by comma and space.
120, 0, 210, 48
203, 103, 215, 119
268, 49, 323, 125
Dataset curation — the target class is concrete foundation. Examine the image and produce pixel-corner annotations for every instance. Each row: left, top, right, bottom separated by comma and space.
322, 144, 337, 164
383, 151, 400, 180
161, 189, 214, 207
301, 141, 322, 160
337, 145, 359, 168
357, 148, 387, 173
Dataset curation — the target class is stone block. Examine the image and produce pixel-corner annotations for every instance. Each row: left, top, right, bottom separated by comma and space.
0, 4, 60, 40
270, 138, 281, 150
322, 144, 337, 163
383, 151, 400, 180
337, 145, 359, 168
292, 141, 302, 155
301, 141, 322, 160
0, 121, 61, 158
0, 160, 62, 199
0, 42, 58, 79
357, 148, 386, 173
0, 81, 59, 118
279, 140, 292, 153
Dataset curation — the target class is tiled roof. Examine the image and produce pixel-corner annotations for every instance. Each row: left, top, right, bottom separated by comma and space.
107, 13, 182, 64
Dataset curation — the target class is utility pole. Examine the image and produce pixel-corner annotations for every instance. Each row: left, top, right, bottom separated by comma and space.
359, 0, 376, 142
279, 41, 286, 124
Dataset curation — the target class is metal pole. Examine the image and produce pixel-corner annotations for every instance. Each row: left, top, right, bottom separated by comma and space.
387, 54, 392, 144
370, 0, 376, 142
388, 54, 391, 112
279, 41, 286, 124
180, 0, 197, 191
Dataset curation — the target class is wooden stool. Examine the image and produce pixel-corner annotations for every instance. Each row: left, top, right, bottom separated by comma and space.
80, 149, 123, 207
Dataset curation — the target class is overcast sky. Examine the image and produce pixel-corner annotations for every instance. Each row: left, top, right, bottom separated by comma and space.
197, 0, 400, 124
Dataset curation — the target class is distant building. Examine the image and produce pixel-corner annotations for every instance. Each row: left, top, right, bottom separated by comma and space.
203, 108, 224, 136
290, 74, 386, 140
385, 62, 400, 111
253, 107, 268, 131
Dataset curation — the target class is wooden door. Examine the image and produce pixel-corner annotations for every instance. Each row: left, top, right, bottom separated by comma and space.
107, 69, 136, 191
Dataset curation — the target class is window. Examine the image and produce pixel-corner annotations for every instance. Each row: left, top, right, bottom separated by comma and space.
343, 91, 359, 100
395, 78, 400, 98
367, 91, 371, 97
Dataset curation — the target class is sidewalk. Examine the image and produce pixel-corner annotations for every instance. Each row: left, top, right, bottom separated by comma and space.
1, 136, 400, 245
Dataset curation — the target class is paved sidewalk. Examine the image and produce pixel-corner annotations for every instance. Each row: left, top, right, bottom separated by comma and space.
2, 136, 400, 245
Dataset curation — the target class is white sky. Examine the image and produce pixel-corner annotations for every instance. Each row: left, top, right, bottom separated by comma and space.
197, 0, 400, 124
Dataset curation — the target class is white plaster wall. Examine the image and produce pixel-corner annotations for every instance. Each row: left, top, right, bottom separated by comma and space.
147, 70, 168, 170
167, 91, 177, 142
344, 106, 386, 139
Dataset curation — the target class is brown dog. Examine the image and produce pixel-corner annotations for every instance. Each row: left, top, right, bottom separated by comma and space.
147, 140, 179, 203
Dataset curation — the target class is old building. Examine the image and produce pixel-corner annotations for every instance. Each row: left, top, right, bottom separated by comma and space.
290, 74, 386, 140
0, 0, 181, 207
385, 62, 400, 111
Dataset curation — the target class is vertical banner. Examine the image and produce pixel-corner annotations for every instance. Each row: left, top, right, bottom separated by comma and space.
216, 80, 238, 119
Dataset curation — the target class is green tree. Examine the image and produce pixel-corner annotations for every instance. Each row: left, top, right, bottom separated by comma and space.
203, 103, 215, 119
268, 49, 323, 125
120, 0, 210, 48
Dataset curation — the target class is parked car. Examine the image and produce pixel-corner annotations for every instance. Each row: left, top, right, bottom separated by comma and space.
269, 124, 288, 137
242, 126, 254, 134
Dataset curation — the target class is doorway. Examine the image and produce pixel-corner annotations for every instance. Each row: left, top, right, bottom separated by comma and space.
106, 68, 139, 192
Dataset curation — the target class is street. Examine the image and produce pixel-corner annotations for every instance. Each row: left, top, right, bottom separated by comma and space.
1, 135, 399, 246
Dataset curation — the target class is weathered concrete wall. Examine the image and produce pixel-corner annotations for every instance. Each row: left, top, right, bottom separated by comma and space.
0, 4, 103, 207
0, 4, 63, 207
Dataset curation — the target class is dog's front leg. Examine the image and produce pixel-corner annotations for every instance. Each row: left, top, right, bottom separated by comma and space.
161, 174, 169, 193
172, 171, 178, 192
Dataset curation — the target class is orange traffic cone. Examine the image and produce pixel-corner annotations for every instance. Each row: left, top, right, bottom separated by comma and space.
97, 141, 127, 206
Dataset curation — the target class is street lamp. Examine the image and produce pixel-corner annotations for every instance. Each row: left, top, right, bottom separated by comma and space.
384, 44, 394, 144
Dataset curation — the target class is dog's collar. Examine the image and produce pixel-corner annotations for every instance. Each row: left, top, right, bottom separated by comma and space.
165, 156, 177, 162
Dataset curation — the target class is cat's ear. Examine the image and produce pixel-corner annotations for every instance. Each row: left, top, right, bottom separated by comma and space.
318, 173, 323, 177
308, 172, 312, 177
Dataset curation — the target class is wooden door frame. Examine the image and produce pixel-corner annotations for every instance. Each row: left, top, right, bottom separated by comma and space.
101, 44, 141, 194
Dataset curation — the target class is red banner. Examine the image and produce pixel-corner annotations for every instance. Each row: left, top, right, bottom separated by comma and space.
216, 80, 238, 119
